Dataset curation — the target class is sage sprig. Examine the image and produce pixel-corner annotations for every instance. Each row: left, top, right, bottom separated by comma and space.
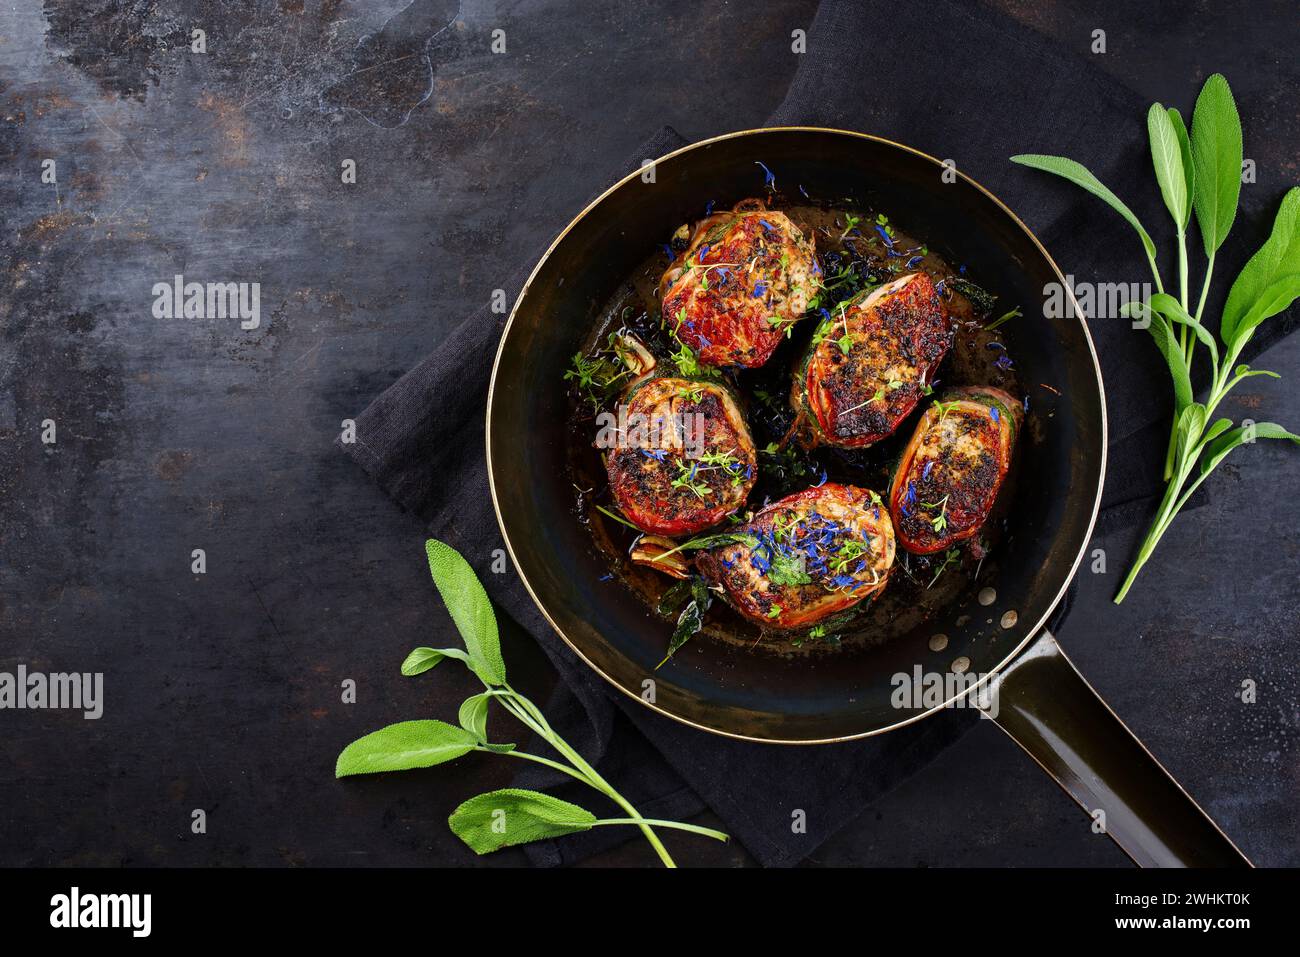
1012, 73, 1300, 603
336, 539, 729, 866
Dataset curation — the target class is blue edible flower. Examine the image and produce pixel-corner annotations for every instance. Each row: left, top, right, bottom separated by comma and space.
755, 161, 776, 187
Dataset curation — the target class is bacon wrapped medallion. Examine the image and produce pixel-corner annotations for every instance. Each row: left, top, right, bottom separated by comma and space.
888, 386, 1022, 554
695, 483, 895, 630
660, 200, 817, 368
604, 376, 757, 537
791, 272, 952, 448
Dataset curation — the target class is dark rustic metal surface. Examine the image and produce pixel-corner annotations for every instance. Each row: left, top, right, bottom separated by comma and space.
1, 0, 1297, 867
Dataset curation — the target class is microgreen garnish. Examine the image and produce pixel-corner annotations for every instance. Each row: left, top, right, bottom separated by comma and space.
766, 313, 799, 337
1013, 73, 1300, 602
563, 349, 629, 410
594, 503, 640, 530
670, 460, 711, 499
337, 540, 729, 866
928, 548, 962, 588
670, 341, 702, 377
985, 306, 1022, 331
920, 495, 950, 534
675, 383, 704, 402
932, 399, 961, 424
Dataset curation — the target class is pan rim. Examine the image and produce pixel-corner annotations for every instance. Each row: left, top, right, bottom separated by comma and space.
485, 125, 1108, 745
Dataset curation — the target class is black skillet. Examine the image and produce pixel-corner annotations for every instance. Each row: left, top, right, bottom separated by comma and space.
486, 128, 1249, 867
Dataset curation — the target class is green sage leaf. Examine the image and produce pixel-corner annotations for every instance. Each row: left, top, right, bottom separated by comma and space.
458, 692, 491, 742
1233, 364, 1280, 381
448, 789, 597, 854
1190, 73, 1243, 256
425, 539, 507, 686
1123, 301, 1191, 412
1200, 422, 1300, 476
1231, 274, 1300, 346
336, 720, 477, 778
1011, 154, 1157, 264
401, 646, 472, 676
1167, 107, 1195, 230
1148, 104, 1189, 229
1221, 188, 1300, 348
1147, 293, 1218, 368
1174, 403, 1207, 467
1198, 417, 1235, 451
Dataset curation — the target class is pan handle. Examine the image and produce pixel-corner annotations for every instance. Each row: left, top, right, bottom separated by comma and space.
982, 630, 1251, 867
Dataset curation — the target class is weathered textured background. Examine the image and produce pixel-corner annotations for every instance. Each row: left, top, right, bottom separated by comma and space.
1, 0, 1297, 867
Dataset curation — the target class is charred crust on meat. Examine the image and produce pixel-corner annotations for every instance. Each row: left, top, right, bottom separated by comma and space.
888, 386, 1021, 554
792, 272, 953, 449
659, 200, 817, 369
604, 376, 758, 536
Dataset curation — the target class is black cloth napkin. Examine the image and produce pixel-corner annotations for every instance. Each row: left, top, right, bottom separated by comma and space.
340, 0, 1296, 866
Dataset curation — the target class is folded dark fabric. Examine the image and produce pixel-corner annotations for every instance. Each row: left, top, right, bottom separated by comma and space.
340, 0, 1296, 866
